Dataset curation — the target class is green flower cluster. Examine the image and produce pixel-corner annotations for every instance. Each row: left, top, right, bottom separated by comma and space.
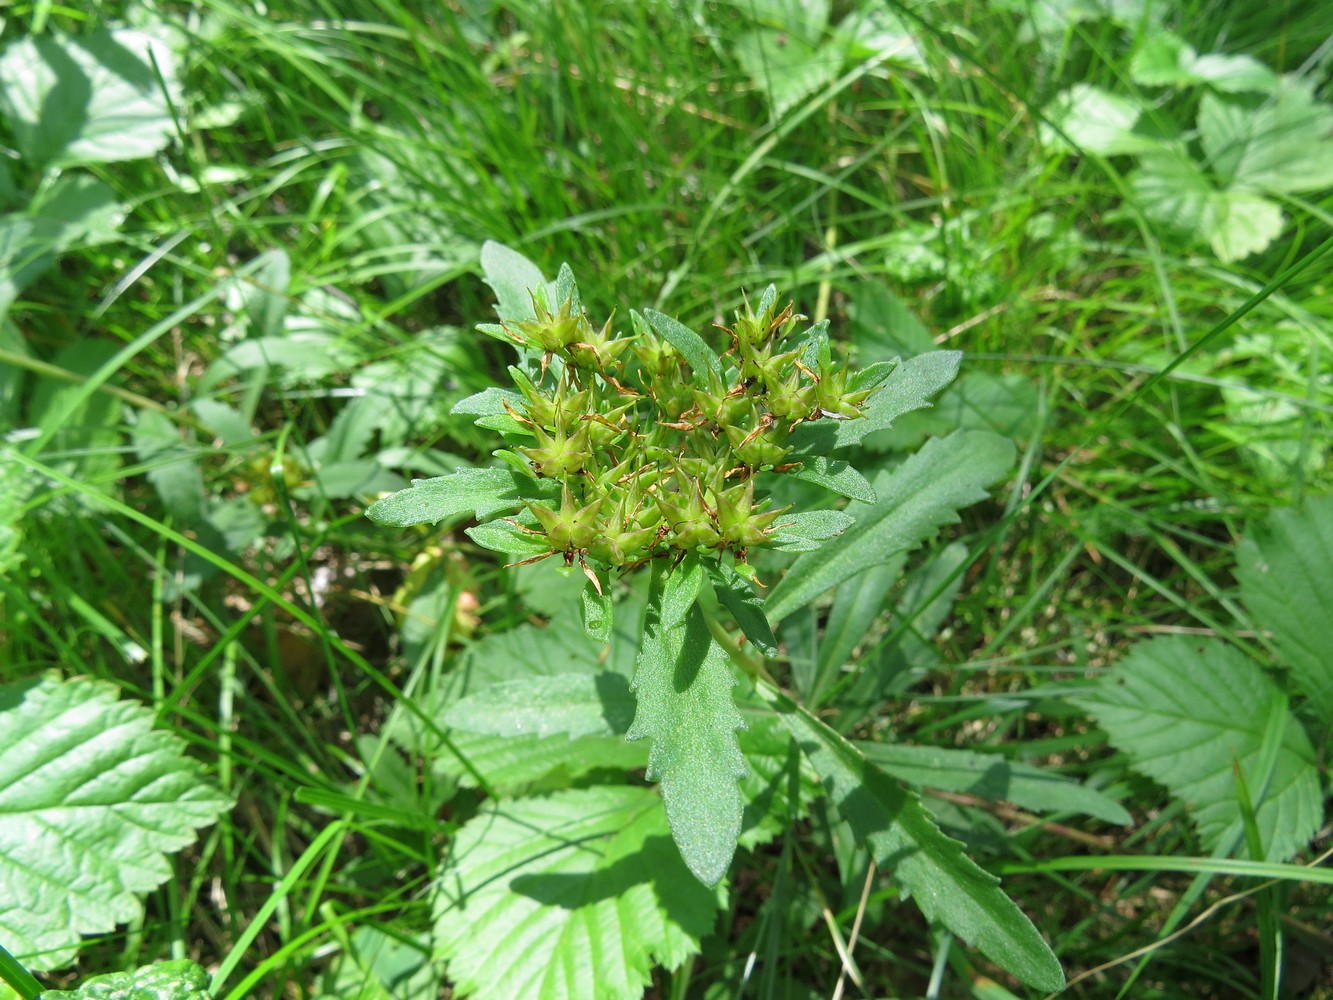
486, 287, 886, 590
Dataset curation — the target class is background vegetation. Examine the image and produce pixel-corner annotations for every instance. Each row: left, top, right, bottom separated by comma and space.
0, 0, 1329, 997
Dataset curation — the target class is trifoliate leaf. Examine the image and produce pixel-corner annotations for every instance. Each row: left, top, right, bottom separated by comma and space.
0, 676, 232, 970
1236, 495, 1333, 721
365, 467, 557, 526
1075, 636, 1322, 862
433, 786, 724, 1000
627, 592, 747, 885
765, 689, 1065, 992
765, 429, 1015, 622
39, 959, 212, 999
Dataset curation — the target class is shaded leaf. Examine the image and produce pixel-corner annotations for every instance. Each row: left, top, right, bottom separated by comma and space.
765, 689, 1065, 991
39, 960, 212, 999
0, 27, 181, 166
627, 587, 746, 885
433, 786, 723, 1000
859, 743, 1131, 824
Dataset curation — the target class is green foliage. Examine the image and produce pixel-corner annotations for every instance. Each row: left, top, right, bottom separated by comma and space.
38, 961, 211, 1000
433, 786, 724, 1000
0, 676, 231, 970
3, 0, 1329, 996
1078, 499, 1332, 862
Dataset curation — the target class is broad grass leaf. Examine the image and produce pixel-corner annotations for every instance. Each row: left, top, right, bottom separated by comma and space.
433, 786, 723, 1000
764, 429, 1015, 622
859, 743, 1132, 825
0, 27, 180, 167
1236, 495, 1333, 720
766, 690, 1065, 991
1076, 636, 1322, 861
0, 676, 232, 970
627, 596, 746, 885
365, 467, 557, 526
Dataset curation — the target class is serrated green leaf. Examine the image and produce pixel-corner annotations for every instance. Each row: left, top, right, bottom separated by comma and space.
786, 455, 876, 503
661, 555, 704, 630
1236, 497, 1333, 720
766, 509, 855, 552
433, 786, 723, 1000
788, 350, 961, 452
365, 467, 557, 526
1129, 33, 1198, 88
627, 583, 747, 885
1203, 189, 1284, 262
1130, 145, 1214, 237
39, 959, 213, 1000
451, 387, 530, 435
639, 309, 723, 383
734, 29, 840, 118
859, 743, 1132, 825
764, 689, 1064, 991
479, 240, 546, 323
708, 562, 778, 659
765, 430, 1015, 622
0, 676, 232, 970
443, 673, 636, 740
1042, 84, 1159, 157
1075, 636, 1322, 862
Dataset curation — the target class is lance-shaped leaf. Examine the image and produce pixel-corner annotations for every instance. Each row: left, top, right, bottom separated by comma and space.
433, 785, 724, 1000
365, 467, 558, 527
786, 455, 876, 503
1075, 636, 1321, 862
763, 687, 1065, 992
639, 308, 723, 383
765, 430, 1015, 622
0, 675, 232, 970
788, 350, 961, 452
709, 561, 778, 659
627, 586, 747, 885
